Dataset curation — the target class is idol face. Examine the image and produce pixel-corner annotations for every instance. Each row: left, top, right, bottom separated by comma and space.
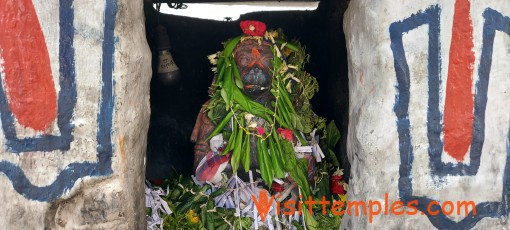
234, 39, 274, 98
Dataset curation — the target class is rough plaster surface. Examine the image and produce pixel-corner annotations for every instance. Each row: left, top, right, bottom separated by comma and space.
343, 0, 510, 229
0, 0, 151, 229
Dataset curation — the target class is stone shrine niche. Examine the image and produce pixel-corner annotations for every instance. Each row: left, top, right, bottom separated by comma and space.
144, 0, 351, 185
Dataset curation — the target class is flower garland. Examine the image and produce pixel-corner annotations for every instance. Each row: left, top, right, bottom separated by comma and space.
204, 21, 326, 199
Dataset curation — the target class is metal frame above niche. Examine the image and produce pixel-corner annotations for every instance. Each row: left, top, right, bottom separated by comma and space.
149, 0, 320, 20
147, 0, 318, 3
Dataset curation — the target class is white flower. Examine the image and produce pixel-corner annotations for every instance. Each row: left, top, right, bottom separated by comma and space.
210, 134, 224, 153
333, 168, 344, 177
207, 52, 219, 65
244, 113, 255, 122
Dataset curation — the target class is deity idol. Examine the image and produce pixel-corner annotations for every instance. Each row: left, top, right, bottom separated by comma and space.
191, 21, 327, 199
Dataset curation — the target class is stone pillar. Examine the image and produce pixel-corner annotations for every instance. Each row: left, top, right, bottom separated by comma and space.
0, 0, 151, 229
343, 0, 510, 229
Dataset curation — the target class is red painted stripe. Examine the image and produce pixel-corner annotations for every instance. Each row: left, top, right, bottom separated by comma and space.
443, 0, 475, 161
0, 0, 57, 131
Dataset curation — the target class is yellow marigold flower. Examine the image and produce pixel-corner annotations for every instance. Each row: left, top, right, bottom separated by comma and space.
339, 194, 347, 203
187, 209, 199, 223
283, 48, 294, 57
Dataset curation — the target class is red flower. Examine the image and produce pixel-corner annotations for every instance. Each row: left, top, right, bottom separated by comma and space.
271, 182, 284, 193
240, 20, 266, 36
277, 128, 293, 141
151, 179, 163, 186
257, 127, 265, 135
330, 175, 346, 195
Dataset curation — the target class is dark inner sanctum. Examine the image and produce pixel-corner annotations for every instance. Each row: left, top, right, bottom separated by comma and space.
143, 0, 351, 181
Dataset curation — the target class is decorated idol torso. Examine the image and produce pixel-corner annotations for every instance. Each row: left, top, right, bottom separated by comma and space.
190, 21, 337, 201
192, 38, 278, 179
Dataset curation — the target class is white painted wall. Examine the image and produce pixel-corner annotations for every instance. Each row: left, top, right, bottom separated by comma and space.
0, 0, 151, 228
343, 0, 510, 228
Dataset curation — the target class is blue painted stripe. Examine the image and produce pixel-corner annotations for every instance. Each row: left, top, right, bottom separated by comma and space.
390, 4, 441, 208
96, 0, 116, 175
